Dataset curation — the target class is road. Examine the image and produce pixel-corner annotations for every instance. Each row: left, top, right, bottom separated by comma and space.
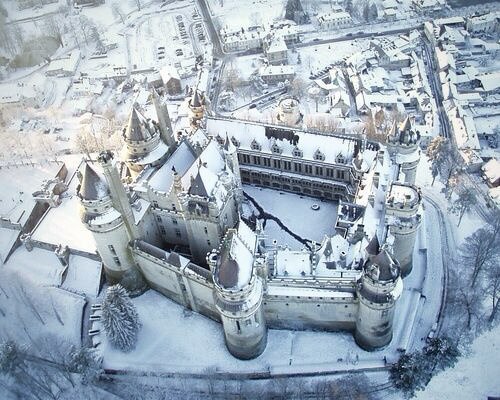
196, 0, 224, 57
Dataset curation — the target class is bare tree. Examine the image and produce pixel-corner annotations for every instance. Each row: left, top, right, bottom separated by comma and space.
449, 186, 477, 226
111, 2, 126, 24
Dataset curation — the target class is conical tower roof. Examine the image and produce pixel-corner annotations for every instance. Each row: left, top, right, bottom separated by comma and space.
399, 117, 411, 133
189, 169, 209, 197
124, 107, 154, 142
367, 249, 399, 281
79, 162, 109, 201
191, 90, 203, 108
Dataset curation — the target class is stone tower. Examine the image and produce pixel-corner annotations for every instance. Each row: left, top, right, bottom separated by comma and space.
223, 135, 243, 205
355, 238, 403, 350
386, 117, 421, 185
151, 88, 176, 150
385, 182, 422, 277
121, 106, 169, 177
208, 222, 267, 359
77, 161, 136, 282
276, 96, 302, 127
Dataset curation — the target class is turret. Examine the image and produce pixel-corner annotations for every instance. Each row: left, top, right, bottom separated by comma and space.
384, 182, 422, 277
151, 88, 176, 150
208, 222, 267, 359
355, 241, 403, 350
223, 134, 243, 205
275, 96, 303, 127
188, 89, 205, 128
77, 161, 136, 282
386, 117, 421, 185
121, 107, 169, 177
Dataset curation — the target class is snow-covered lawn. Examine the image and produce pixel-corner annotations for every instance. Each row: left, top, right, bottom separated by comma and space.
102, 289, 389, 374
243, 185, 338, 248
416, 325, 500, 400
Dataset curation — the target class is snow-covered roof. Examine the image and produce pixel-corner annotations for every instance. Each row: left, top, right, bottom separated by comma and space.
482, 158, 500, 185
206, 117, 358, 164
475, 72, 500, 92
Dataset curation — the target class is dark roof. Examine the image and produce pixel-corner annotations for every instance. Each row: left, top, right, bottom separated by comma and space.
191, 90, 202, 107
79, 162, 109, 201
124, 107, 153, 142
365, 235, 380, 256
370, 249, 399, 281
188, 169, 209, 197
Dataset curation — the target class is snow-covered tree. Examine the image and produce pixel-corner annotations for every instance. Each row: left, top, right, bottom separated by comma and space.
389, 353, 429, 398
111, 2, 125, 24
68, 346, 102, 384
423, 337, 460, 373
102, 284, 141, 352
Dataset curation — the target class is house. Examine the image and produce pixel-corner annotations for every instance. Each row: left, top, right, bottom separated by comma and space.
45, 51, 81, 77
264, 36, 288, 65
317, 11, 352, 30
259, 65, 295, 84
160, 66, 182, 95
482, 158, 500, 188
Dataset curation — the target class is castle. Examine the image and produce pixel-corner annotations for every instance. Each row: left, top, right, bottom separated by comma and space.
76, 89, 422, 360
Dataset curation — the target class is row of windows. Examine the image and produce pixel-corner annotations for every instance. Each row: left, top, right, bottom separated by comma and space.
239, 153, 348, 180
248, 140, 346, 163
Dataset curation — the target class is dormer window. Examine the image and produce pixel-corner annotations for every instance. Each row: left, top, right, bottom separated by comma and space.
271, 143, 282, 154
231, 137, 240, 147
251, 139, 261, 151
314, 149, 325, 161
292, 147, 303, 158
336, 152, 345, 164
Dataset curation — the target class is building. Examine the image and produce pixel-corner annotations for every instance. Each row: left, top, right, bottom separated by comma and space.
259, 65, 295, 84
317, 11, 352, 30
482, 158, 500, 188
45, 51, 81, 77
71, 89, 422, 359
160, 66, 182, 95
264, 36, 288, 65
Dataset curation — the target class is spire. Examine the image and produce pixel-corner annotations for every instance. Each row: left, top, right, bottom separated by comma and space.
188, 169, 209, 197
223, 133, 236, 153
124, 107, 153, 142
79, 162, 109, 201
192, 90, 202, 107
365, 235, 380, 257
399, 117, 411, 134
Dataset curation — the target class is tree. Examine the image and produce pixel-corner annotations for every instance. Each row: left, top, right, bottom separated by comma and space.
389, 353, 429, 398
362, 1, 370, 21
67, 346, 103, 384
285, 0, 304, 22
449, 186, 477, 226
345, 0, 354, 15
111, 2, 125, 24
102, 284, 141, 352
458, 218, 500, 288
485, 261, 500, 324
423, 337, 460, 374
369, 3, 378, 20
426, 136, 459, 186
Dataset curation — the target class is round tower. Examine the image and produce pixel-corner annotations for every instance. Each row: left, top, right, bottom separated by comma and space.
355, 245, 403, 350
276, 96, 302, 127
188, 89, 205, 128
386, 117, 421, 185
385, 182, 422, 277
77, 162, 136, 282
208, 228, 267, 360
121, 107, 169, 177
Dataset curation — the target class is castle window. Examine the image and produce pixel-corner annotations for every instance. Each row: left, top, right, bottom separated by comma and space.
172, 218, 178, 225
175, 229, 181, 237
283, 161, 291, 170
172, 204, 176, 211
292, 147, 303, 158
245, 319, 251, 326
153, 201, 158, 208
273, 159, 281, 169
315, 166, 323, 176
382, 310, 388, 317
251, 140, 261, 151
231, 137, 240, 147
294, 162, 302, 173
252, 155, 261, 165
236, 321, 241, 334
263, 157, 271, 167
305, 165, 312, 174
113, 257, 121, 266
336, 153, 345, 164
156, 215, 162, 222
271, 143, 282, 154
160, 227, 166, 235
314, 149, 325, 161
108, 245, 116, 255
207, 240, 211, 247
204, 227, 208, 234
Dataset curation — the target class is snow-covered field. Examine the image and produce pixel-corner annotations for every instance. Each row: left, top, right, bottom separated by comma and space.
243, 185, 338, 248
417, 325, 500, 400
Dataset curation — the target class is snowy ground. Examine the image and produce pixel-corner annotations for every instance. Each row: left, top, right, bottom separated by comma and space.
416, 325, 500, 400
243, 185, 338, 249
